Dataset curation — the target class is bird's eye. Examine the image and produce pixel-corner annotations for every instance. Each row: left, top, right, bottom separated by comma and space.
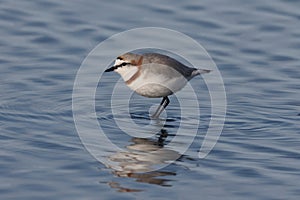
122, 62, 128, 66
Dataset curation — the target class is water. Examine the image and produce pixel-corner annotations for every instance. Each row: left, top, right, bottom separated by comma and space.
1, 0, 300, 199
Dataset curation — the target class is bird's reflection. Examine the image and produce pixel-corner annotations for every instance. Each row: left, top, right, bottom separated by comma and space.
106, 129, 180, 192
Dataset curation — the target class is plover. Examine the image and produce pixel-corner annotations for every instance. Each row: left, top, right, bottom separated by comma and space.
105, 52, 211, 118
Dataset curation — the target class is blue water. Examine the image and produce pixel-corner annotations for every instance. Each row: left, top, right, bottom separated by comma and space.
1, 0, 300, 199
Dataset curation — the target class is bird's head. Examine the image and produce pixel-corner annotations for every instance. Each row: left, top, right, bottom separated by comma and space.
105, 53, 143, 82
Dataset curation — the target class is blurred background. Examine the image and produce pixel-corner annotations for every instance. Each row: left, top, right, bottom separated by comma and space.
0, 0, 299, 199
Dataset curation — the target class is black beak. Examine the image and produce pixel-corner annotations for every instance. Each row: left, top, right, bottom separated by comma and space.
105, 62, 128, 72
104, 66, 115, 72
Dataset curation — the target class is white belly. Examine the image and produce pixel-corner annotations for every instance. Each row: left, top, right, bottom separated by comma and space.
128, 73, 188, 98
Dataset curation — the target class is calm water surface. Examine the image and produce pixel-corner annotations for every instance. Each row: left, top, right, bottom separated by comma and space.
1, 0, 300, 199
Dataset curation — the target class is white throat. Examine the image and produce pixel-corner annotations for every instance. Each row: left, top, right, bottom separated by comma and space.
115, 65, 138, 82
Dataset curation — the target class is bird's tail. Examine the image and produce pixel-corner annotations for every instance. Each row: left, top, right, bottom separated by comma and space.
191, 69, 212, 77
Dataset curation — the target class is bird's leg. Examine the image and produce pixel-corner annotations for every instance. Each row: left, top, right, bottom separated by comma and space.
151, 96, 170, 119
151, 98, 165, 119
162, 96, 170, 109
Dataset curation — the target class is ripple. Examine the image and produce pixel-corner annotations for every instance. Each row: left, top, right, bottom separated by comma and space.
1, 0, 300, 199
31, 35, 59, 44
269, 54, 297, 62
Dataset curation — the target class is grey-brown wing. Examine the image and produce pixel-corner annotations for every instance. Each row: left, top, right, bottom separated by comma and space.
142, 53, 196, 78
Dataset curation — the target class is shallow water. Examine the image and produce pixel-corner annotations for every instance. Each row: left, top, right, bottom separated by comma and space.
1, 0, 300, 199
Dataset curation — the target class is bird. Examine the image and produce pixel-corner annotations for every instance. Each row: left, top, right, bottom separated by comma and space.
105, 52, 211, 118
